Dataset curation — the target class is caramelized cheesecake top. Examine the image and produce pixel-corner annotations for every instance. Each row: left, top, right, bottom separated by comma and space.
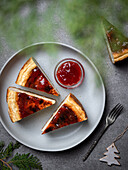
42, 93, 88, 134
15, 57, 59, 96
17, 92, 52, 119
43, 104, 79, 133
6, 86, 56, 122
103, 18, 128, 63
25, 66, 56, 94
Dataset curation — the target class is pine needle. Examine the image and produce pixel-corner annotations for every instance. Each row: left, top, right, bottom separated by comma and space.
0, 141, 5, 150
9, 153, 43, 170
2, 141, 21, 159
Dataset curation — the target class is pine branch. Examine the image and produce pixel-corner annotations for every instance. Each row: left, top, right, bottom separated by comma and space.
0, 141, 43, 169
2, 141, 21, 159
0, 164, 11, 170
9, 153, 43, 170
0, 141, 5, 159
0, 141, 5, 150
0, 158, 12, 170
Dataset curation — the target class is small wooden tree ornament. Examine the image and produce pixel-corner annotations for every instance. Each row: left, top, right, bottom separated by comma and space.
100, 143, 120, 166
100, 125, 128, 166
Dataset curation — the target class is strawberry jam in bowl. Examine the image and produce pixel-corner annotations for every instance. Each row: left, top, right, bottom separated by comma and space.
54, 58, 85, 89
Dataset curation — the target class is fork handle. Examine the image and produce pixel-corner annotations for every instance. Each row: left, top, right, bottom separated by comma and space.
83, 125, 108, 162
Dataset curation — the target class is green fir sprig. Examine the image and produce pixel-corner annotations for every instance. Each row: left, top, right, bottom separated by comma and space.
0, 141, 43, 170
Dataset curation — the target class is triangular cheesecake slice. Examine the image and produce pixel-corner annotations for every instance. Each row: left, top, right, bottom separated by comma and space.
41, 93, 87, 134
102, 18, 128, 63
15, 57, 59, 96
7, 87, 56, 123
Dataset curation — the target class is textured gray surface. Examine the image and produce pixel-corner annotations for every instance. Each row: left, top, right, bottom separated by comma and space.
0, 1, 128, 170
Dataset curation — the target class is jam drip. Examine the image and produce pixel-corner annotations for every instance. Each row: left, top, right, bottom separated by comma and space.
57, 61, 82, 86
17, 93, 51, 119
25, 67, 53, 93
43, 104, 78, 133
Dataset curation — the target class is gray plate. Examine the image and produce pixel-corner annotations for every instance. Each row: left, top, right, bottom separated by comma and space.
0, 42, 105, 151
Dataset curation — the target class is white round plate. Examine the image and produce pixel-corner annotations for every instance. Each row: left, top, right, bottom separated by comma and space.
0, 42, 105, 151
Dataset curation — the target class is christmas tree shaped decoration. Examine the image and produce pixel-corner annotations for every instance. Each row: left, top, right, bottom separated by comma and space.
100, 143, 120, 166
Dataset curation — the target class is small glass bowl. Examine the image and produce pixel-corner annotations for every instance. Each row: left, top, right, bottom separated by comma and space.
54, 58, 85, 89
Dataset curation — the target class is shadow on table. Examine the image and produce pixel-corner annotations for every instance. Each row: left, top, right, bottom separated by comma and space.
114, 57, 128, 68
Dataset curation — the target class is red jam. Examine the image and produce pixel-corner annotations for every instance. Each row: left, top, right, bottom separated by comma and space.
43, 104, 78, 134
56, 61, 82, 86
25, 67, 55, 94
17, 93, 51, 119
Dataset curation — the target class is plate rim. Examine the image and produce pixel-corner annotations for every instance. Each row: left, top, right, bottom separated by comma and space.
0, 42, 106, 151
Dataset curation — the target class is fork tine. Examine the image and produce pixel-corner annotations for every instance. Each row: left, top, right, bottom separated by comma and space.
112, 105, 123, 120
108, 103, 121, 118
111, 104, 123, 119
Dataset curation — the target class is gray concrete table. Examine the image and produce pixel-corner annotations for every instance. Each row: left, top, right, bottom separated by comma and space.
0, 1, 128, 170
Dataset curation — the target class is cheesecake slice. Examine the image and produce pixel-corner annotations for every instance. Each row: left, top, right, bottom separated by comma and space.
15, 57, 59, 96
7, 87, 56, 123
102, 18, 128, 63
41, 93, 87, 134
